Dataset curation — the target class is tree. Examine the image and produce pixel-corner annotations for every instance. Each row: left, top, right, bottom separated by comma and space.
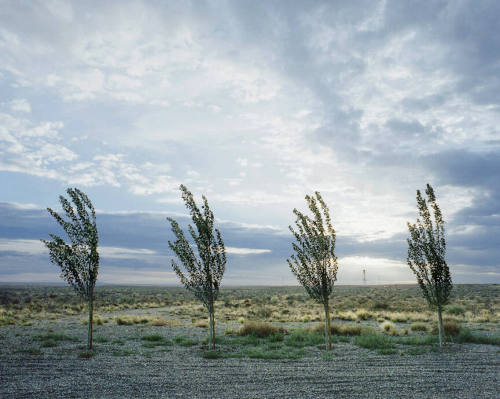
407, 183, 452, 347
167, 185, 226, 350
287, 191, 338, 350
41, 188, 99, 350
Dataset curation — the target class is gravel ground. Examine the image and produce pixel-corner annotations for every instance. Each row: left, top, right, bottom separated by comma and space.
1, 312, 499, 399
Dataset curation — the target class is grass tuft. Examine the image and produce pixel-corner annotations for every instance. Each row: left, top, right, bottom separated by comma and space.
410, 322, 428, 332
142, 334, 164, 342
453, 329, 500, 345
354, 334, 395, 350
285, 329, 324, 347
237, 322, 288, 338
173, 335, 198, 347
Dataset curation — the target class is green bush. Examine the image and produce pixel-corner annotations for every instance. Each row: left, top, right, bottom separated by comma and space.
142, 334, 164, 342
454, 329, 500, 345
354, 334, 394, 350
284, 329, 324, 348
173, 335, 198, 347
445, 305, 466, 316
410, 322, 428, 332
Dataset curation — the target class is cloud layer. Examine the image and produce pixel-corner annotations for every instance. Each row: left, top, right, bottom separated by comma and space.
0, 1, 499, 284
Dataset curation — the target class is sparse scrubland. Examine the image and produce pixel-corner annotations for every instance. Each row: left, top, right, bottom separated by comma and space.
1, 284, 499, 398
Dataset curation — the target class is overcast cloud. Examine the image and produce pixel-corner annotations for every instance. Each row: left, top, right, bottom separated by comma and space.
0, 0, 499, 284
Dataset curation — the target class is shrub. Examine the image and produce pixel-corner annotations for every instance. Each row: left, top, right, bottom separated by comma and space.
142, 334, 164, 342
381, 321, 397, 335
194, 320, 209, 328
372, 301, 390, 310
354, 334, 395, 350
355, 309, 372, 320
454, 329, 500, 345
149, 318, 172, 326
203, 350, 223, 359
238, 322, 287, 338
311, 322, 363, 336
443, 321, 461, 336
431, 320, 461, 336
336, 311, 359, 322
285, 329, 324, 347
389, 312, 408, 323
445, 305, 466, 316
173, 335, 198, 347
410, 322, 428, 332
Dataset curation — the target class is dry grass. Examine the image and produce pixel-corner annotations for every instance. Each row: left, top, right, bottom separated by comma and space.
380, 321, 397, 335
311, 322, 365, 336
335, 311, 359, 322
81, 314, 109, 325
355, 309, 372, 320
430, 320, 461, 336
237, 321, 288, 338
194, 320, 209, 328
410, 322, 428, 332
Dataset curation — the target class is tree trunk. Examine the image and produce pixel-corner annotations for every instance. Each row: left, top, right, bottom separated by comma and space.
211, 308, 216, 350
87, 287, 94, 350
324, 302, 332, 350
437, 304, 445, 347
208, 302, 215, 350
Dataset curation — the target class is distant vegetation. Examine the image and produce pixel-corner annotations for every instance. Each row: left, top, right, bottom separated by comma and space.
1, 284, 498, 327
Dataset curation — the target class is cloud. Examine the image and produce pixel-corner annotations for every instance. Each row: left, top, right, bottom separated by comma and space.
0, 202, 497, 284
0, 1, 499, 283
225, 247, 271, 255
8, 98, 31, 113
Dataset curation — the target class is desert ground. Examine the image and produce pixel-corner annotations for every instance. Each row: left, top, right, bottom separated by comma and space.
1, 284, 499, 398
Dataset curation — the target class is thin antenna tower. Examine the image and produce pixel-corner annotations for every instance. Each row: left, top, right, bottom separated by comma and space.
362, 269, 367, 285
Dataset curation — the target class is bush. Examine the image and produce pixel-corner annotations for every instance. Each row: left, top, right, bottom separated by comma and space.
389, 312, 408, 323
453, 329, 500, 345
336, 311, 359, 321
443, 321, 461, 336
430, 320, 461, 336
410, 322, 428, 332
311, 322, 363, 336
194, 320, 209, 328
203, 350, 223, 359
354, 334, 395, 350
355, 309, 372, 320
173, 335, 198, 347
142, 334, 164, 342
372, 301, 389, 310
285, 329, 324, 347
238, 322, 287, 338
381, 321, 397, 335
445, 305, 466, 316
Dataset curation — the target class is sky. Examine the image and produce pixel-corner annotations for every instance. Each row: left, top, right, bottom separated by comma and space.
0, 0, 499, 285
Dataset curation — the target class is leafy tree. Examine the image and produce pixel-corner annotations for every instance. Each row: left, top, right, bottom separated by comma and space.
167, 185, 226, 350
42, 188, 99, 350
287, 191, 338, 350
407, 183, 452, 347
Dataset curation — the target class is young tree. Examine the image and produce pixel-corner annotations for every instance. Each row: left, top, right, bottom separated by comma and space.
167, 185, 226, 350
407, 183, 452, 347
287, 191, 338, 350
41, 188, 99, 350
